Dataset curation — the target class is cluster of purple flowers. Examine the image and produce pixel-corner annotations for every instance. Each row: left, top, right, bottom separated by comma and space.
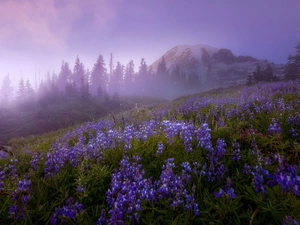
30, 151, 45, 171
275, 163, 300, 196
196, 123, 212, 150
156, 158, 199, 215
105, 155, 150, 224
0, 167, 5, 191
50, 197, 84, 225
214, 177, 236, 200
9, 177, 31, 221
283, 216, 299, 225
231, 140, 241, 162
156, 142, 164, 155
179, 123, 195, 152
268, 118, 282, 135
101, 156, 200, 224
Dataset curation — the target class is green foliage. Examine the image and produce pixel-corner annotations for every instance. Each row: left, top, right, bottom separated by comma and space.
1, 82, 300, 224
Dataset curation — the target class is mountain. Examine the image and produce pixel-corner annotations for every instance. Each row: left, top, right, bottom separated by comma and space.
150, 44, 285, 85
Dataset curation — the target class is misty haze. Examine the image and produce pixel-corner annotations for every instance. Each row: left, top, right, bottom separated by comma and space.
1, 1, 300, 224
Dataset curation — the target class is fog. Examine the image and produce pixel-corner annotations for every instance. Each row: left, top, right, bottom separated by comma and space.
0, 54, 226, 107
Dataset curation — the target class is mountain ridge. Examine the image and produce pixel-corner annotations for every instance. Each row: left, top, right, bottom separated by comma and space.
149, 44, 284, 84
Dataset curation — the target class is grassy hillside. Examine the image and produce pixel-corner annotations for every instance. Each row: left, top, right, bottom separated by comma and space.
0, 95, 168, 146
1, 81, 300, 224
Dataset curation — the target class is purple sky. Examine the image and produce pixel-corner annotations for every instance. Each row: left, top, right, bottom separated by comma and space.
0, 0, 300, 87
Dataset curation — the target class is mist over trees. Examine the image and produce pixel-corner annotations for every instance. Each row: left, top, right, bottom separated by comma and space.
1, 41, 300, 109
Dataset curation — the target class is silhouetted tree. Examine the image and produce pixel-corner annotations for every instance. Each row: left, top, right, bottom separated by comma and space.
156, 56, 169, 82
136, 58, 148, 94
90, 55, 107, 95
264, 64, 274, 82
80, 69, 90, 100
57, 61, 72, 93
253, 64, 262, 83
110, 61, 123, 94
73, 56, 86, 94
0, 74, 14, 105
25, 79, 35, 99
246, 73, 254, 86
284, 42, 300, 80
171, 64, 181, 85
284, 54, 298, 80
124, 60, 135, 91
16, 77, 26, 103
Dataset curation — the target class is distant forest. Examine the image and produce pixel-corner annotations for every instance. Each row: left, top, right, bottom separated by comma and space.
1, 42, 300, 107
0, 54, 204, 108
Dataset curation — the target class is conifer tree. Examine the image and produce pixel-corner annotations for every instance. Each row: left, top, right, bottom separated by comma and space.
90, 55, 107, 95
246, 73, 254, 86
284, 42, 300, 80
25, 79, 35, 99
57, 61, 72, 93
264, 64, 274, 82
253, 64, 262, 83
171, 64, 181, 85
110, 61, 123, 94
136, 58, 148, 94
0, 74, 14, 105
16, 77, 26, 102
156, 56, 168, 81
124, 60, 135, 91
73, 56, 86, 92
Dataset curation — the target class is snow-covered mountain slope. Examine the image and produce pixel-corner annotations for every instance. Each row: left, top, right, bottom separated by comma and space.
150, 44, 285, 84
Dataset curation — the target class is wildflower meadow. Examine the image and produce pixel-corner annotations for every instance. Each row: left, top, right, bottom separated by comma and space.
1, 80, 300, 224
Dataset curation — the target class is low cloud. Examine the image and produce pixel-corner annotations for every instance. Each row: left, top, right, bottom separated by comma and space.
0, 0, 121, 51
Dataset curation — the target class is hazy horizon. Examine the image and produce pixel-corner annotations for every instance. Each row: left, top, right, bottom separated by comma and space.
1, 0, 300, 87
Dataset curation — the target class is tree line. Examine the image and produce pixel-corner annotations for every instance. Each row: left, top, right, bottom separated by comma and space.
247, 42, 300, 85
0, 55, 206, 107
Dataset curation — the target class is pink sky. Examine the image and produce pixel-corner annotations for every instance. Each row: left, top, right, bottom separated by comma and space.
0, 0, 300, 88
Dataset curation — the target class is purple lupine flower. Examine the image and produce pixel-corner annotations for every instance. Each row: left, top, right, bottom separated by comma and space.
268, 118, 282, 135
96, 209, 107, 225
76, 185, 85, 193
252, 165, 272, 195
181, 162, 192, 182
232, 140, 241, 162
9, 177, 31, 220
156, 142, 164, 155
196, 123, 212, 150
290, 128, 299, 139
155, 158, 200, 215
283, 216, 299, 225
0, 167, 5, 191
180, 123, 195, 152
106, 155, 151, 224
214, 177, 236, 199
276, 164, 300, 196
30, 151, 45, 171
50, 197, 84, 225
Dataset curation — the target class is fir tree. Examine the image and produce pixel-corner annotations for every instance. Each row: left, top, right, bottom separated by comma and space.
110, 61, 124, 94
90, 55, 107, 95
156, 56, 168, 81
284, 42, 300, 80
264, 64, 274, 82
253, 64, 262, 83
0, 74, 14, 105
57, 61, 72, 93
73, 56, 86, 93
246, 73, 254, 86
16, 77, 26, 102
25, 79, 35, 99
124, 60, 135, 90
